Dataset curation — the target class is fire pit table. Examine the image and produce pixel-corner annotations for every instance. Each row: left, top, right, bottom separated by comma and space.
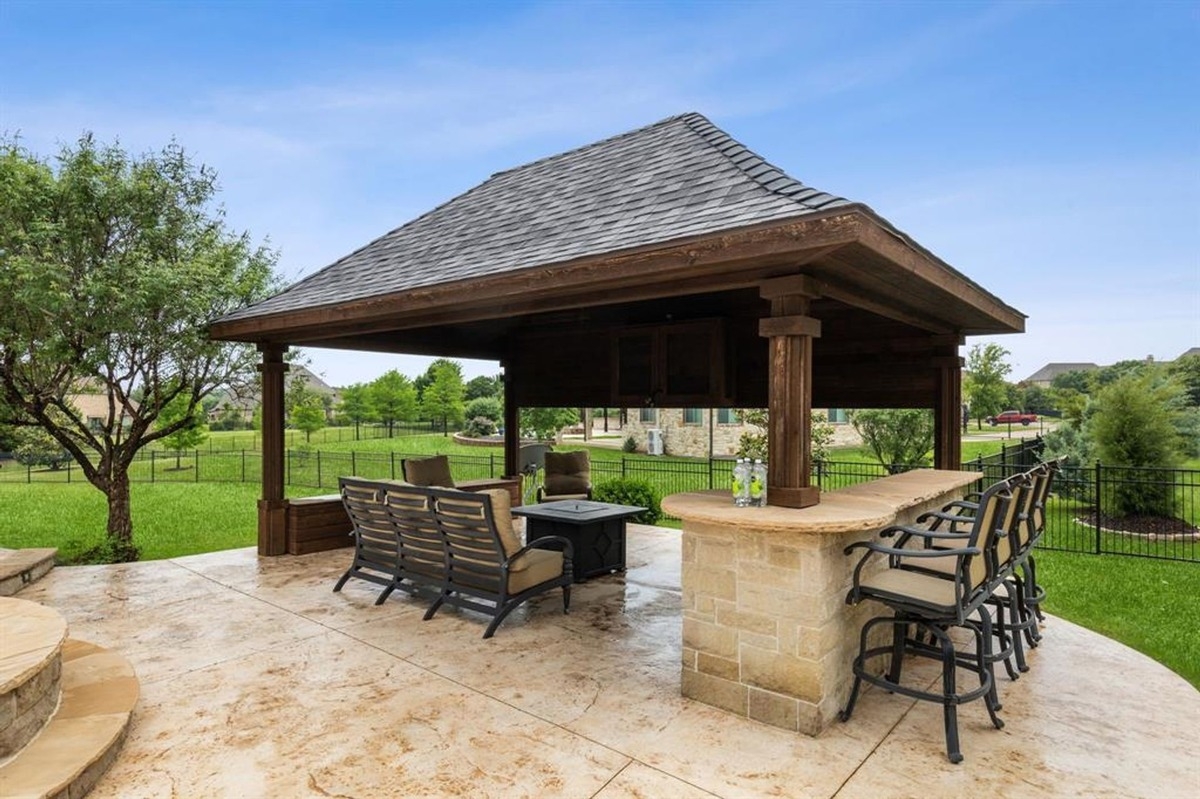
511, 500, 646, 582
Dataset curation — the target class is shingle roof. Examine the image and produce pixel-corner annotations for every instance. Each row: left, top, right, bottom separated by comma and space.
218, 112, 852, 323
1023, 362, 1099, 383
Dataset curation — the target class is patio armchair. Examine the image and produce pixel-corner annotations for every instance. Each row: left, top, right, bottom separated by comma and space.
840, 478, 1012, 763
537, 450, 592, 503
402, 454, 524, 506
424, 486, 575, 638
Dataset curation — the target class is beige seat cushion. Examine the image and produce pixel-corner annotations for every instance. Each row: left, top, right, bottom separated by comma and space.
508, 548, 564, 594
861, 568, 958, 610
479, 488, 524, 562
543, 451, 590, 496
404, 456, 455, 487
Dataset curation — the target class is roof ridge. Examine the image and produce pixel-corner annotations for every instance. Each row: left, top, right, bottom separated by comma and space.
680, 114, 849, 212
488, 112, 699, 179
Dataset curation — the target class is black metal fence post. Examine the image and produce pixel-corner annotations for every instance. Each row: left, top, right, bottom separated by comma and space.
241, 449, 246, 483
351, 451, 356, 476
195, 450, 200, 482
151, 451, 156, 483
390, 451, 397, 480
316, 450, 322, 488
1094, 460, 1103, 554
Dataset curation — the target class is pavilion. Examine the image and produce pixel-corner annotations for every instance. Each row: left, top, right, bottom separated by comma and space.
210, 111, 1024, 555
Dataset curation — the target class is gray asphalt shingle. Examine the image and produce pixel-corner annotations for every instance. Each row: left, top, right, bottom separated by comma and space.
218, 112, 853, 323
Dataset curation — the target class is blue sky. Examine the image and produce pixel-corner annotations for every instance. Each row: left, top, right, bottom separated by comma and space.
3, 0, 1197, 385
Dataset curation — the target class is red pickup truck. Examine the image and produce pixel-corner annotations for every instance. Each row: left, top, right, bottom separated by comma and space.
988, 410, 1038, 426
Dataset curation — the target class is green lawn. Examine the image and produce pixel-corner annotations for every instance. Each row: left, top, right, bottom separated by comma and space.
0, 482, 328, 562
1035, 548, 1199, 687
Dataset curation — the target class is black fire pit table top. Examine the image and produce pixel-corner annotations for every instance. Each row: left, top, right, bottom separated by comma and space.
510, 500, 646, 523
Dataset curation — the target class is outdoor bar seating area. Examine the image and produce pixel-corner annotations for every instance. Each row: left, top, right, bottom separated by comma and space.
840, 459, 1061, 762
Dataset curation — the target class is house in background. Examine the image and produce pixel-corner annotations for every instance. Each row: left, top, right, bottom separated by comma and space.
620, 407, 860, 458
208, 365, 340, 425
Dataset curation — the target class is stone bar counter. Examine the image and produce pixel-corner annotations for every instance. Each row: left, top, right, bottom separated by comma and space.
662, 469, 981, 736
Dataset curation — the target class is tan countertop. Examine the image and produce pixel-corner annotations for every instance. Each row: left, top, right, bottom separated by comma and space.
661, 469, 981, 534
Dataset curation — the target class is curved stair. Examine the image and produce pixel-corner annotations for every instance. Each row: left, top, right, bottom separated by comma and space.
0, 549, 57, 597
0, 598, 138, 799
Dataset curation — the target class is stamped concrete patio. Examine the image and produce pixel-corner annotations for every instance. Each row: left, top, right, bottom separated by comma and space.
20, 525, 1200, 798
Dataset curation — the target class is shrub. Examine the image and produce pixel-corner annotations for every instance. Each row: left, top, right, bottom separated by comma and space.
592, 478, 663, 525
463, 416, 497, 437
849, 408, 934, 473
465, 396, 503, 424
1088, 372, 1184, 516
622, 435, 638, 453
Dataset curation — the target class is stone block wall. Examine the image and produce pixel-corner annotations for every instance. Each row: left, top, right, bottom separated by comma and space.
678, 492, 956, 735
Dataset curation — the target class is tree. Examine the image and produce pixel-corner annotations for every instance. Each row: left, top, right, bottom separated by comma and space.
1019, 383, 1056, 415
421, 360, 465, 435
1088, 371, 1185, 516
519, 407, 578, 442
735, 409, 835, 463
157, 390, 209, 469
849, 409, 935, 473
290, 393, 326, 444
735, 409, 768, 460
336, 382, 375, 439
1091, 359, 1154, 390
465, 374, 502, 401
0, 135, 277, 561
963, 343, 1012, 428
1050, 369, 1093, 394
368, 370, 417, 435
1168, 354, 1200, 406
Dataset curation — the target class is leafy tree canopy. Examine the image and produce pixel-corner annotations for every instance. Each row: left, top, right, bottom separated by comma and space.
157, 389, 209, 467
421, 360, 466, 434
519, 407, 578, 442
964, 343, 1012, 427
464, 374, 502, 401
0, 134, 278, 560
368, 370, 417, 433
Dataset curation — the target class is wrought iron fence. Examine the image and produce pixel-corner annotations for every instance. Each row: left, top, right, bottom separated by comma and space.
3, 434, 1194, 562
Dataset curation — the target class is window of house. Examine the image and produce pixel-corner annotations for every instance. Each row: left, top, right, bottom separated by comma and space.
717, 408, 737, 425
683, 408, 703, 425
827, 408, 849, 424
639, 407, 657, 423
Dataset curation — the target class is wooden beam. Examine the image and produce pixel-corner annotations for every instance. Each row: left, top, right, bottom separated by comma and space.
759, 274, 822, 300
758, 315, 822, 338
257, 344, 289, 556
854, 215, 1026, 334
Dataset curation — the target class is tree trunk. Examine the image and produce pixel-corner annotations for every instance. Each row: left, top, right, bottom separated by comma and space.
104, 471, 139, 562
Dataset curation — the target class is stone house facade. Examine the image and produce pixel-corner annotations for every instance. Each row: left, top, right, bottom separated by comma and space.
620, 408, 860, 458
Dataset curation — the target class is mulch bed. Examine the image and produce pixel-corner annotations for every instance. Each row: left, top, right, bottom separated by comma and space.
1075, 510, 1200, 541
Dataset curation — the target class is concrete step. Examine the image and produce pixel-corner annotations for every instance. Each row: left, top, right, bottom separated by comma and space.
0, 639, 138, 799
0, 598, 67, 758
0, 549, 57, 597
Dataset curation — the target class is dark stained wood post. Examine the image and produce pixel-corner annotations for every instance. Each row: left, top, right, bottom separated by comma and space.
933, 340, 964, 470
501, 362, 519, 479
759, 276, 822, 508
257, 343, 289, 555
